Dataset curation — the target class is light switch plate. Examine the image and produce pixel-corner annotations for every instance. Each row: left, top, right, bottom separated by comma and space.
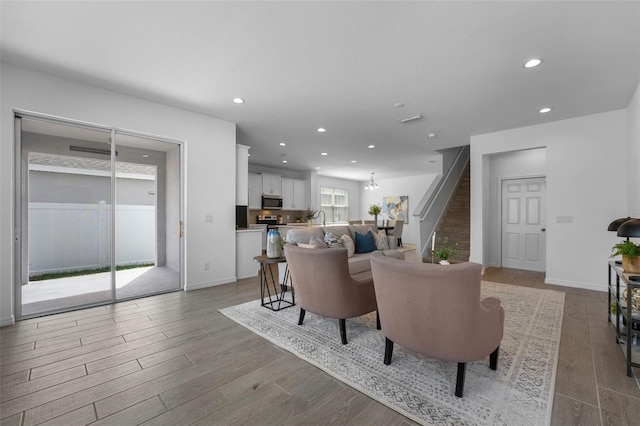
556, 216, 573, 223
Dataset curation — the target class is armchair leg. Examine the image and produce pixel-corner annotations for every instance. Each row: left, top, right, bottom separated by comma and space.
339, 319, 347, 344
384, 338, 394, 365
490, 346, 499, 370
376, 310, 381, 330
455, 363, 466, 398
298, 308, 306, 326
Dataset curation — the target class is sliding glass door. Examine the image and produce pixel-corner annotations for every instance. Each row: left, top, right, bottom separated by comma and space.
114, 133, 181, 301
16, 113, 182, 318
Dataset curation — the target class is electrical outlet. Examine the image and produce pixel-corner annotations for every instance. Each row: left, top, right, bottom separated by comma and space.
204, 262, 210, 271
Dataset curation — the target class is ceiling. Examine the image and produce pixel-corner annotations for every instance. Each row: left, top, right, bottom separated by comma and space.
2, 1, 639, 182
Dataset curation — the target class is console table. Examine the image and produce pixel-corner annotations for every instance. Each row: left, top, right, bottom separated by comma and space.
254, 255, 295, 311
608, 261, 640, 376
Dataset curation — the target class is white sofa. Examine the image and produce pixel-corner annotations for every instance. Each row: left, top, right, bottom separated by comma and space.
277, 224, 403, 280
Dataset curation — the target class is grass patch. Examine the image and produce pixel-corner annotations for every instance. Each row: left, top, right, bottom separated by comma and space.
30, 263, 154, 282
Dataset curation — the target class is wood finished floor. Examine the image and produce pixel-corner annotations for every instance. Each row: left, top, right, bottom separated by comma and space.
1, 266, 639, 425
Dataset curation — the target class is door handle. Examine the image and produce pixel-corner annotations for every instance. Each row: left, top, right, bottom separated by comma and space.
541, 228, 546, 232
179, 221, 183, 238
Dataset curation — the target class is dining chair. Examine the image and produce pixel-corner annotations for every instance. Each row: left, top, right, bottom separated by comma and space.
388, 220, 403, 247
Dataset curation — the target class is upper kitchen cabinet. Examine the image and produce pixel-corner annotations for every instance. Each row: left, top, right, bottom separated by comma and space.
248, 173, 262, 209
282, 178, 307, 210
261, 173, 282, 196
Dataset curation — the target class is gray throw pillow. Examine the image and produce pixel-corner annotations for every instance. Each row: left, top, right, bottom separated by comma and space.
340, 234, 355, 257
309, 236, 328, 248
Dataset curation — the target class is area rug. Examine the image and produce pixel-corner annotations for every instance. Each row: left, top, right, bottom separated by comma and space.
220, 281, 565, 425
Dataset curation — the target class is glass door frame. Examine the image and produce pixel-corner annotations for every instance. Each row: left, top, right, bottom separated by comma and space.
13, 109, 185, 320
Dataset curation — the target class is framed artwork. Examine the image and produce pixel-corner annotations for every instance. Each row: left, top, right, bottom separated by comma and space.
382, 195, 409, 224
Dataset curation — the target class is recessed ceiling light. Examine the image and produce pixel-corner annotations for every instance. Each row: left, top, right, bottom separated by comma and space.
279, 142, 286, 146
524, 58, 543, 68
539, 107, 552, 114
394, 102, 405, 108
351, 160, 357, 163
315, 166, 321, 170
317, 127, 326, 133
321, 152, 328, 156
427, 133, 436, 139
247, 153, 251, 156
232, 97, 245, 104
282, 160, 288, 163
368, 145, 375, 149
142, 154, 149, 158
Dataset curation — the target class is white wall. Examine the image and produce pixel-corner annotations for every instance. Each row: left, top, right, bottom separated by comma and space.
0, 63, 236, 325
471, 110, 628, 291
360, 173, 439, 245
628, 84, 640, 214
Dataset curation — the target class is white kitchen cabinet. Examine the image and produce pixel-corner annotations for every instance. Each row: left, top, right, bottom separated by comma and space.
248, 173, 262, 209
282, 178, 306, 210
261, 173, 282, 196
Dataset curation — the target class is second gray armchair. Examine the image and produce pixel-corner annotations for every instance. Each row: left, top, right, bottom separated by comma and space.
370, 252, 504, 397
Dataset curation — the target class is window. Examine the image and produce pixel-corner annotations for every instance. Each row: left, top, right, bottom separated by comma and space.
320, 187, 349, 223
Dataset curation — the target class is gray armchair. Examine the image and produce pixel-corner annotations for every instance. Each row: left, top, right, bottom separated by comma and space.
370, 252, 504, 397
283, 244, 379, 344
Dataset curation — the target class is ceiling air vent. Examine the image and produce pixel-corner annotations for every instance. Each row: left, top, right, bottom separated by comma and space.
398, 115, 424, 124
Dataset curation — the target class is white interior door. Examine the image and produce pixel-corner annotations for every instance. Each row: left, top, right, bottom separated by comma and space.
501, 178, 546, 271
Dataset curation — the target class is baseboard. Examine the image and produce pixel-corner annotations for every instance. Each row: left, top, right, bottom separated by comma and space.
544, 277, 606, 293
185, 276, 237, 291
1, 314, 15, 327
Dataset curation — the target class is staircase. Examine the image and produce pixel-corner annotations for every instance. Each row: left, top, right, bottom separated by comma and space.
429, 162, 470, 263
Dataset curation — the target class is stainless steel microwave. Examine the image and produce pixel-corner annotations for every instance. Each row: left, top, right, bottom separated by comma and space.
262, 195, 283, 210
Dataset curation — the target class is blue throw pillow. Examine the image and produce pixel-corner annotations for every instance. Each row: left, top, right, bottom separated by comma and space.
355, 230, 376, 254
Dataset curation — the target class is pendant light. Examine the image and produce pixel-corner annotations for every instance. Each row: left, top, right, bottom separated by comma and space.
364, 173, 379, 190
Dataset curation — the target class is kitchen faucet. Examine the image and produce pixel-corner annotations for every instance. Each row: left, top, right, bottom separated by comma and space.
318, 210, 326, 227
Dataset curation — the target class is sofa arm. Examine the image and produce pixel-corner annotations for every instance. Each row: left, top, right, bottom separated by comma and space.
380, 249, 405, 260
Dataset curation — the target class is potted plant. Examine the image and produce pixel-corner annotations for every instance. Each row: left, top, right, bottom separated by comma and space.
368, 204, 382, 224
611, 240, 640, 273
433, 238, 459, 265
303, 208, 317, 225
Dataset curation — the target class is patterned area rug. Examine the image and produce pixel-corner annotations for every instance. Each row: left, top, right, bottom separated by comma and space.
220, 281, 565, 425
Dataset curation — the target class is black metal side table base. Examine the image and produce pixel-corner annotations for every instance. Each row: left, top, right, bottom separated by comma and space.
255, 255, 295, 311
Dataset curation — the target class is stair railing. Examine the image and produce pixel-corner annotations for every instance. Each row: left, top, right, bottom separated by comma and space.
412, 145, 470, 261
